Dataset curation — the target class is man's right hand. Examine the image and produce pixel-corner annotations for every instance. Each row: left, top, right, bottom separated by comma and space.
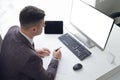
53, 49, 62, 60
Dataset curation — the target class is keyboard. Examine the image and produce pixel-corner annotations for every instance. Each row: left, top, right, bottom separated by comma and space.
58, 33, 92, 60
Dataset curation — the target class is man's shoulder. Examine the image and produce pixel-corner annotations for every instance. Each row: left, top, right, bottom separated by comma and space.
9, 25, 19, 31
5, 25, 20, 36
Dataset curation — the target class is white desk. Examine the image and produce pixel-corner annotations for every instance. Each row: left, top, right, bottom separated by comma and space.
1, 0, 120, 80
34, 24, 120, 80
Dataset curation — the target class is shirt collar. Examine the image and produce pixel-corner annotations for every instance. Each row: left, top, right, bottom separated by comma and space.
20, 30, 33, 45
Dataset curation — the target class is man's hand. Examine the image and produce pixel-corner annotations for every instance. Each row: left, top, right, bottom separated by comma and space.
53, 49, 62, 60
36, 48, 50, 58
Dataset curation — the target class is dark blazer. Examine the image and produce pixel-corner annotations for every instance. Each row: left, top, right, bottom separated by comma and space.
0, 26, 59, 80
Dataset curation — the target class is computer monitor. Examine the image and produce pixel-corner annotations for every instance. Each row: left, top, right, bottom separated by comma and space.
70, 0, 114, 50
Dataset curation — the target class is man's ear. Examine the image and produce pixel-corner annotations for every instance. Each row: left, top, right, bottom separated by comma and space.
31, 26, 37, 32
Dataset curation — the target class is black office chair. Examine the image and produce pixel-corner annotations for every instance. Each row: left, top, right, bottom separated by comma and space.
0, 35, 2, 53
110, 12, 120, 27
0, 35, 2, 79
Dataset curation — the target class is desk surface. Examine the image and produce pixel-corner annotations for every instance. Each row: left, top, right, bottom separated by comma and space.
34, 24, 120, 80
1, 0, 120, 80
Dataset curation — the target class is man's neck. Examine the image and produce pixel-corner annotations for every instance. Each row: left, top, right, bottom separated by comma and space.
20, 28, 34, 39
20, 28, 34, 45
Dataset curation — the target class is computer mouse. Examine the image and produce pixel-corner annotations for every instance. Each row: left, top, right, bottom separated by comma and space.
73, 63, 82, 71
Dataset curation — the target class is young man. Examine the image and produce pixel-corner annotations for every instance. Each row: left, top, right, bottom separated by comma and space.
0, 6, 61, 80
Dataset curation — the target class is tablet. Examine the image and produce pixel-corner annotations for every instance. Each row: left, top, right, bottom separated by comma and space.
44, 21, 63, 34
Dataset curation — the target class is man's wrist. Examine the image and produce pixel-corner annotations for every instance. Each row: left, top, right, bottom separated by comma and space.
52, 57, 60, 61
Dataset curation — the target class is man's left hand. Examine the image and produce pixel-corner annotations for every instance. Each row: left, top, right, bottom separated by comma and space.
36, 48, 50, 58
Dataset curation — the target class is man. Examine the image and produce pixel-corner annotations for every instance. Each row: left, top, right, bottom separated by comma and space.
0, 6, 61, 80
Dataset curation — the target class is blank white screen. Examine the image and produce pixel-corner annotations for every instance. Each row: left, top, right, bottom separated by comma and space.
70, 0, 114, 49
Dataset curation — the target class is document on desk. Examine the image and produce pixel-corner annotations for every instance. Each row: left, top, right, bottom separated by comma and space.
57, 56, 72, 74
55, 74, 77, 80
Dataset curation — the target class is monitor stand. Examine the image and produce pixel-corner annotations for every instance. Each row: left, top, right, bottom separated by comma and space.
74, 33, 95, 48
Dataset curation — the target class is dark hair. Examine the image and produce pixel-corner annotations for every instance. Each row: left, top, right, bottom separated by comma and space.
19, 6, 45, 27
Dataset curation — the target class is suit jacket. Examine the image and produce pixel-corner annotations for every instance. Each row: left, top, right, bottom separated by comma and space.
0, 26, 59, 80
